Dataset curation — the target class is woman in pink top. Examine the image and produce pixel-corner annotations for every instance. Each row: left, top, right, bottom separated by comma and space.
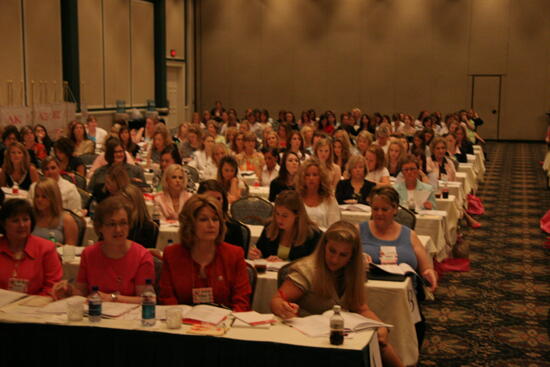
0, 199, 62, 296
54, 196, 154, 303
154, 164, 192, 220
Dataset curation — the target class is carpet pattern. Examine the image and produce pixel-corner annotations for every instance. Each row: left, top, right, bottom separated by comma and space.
418, 142, 550, 367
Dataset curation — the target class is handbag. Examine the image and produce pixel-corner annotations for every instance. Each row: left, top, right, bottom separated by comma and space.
467, 194, 485, 215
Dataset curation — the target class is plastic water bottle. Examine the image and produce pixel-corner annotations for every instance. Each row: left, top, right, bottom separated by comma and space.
141, 279, 156, 326
329, 305, 344, 345
167, 239, 173, 248
88, 286, 102, 323
48, 231, 57, 245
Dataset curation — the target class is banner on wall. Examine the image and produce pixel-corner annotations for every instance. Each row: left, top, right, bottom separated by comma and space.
0, 103, 76, 129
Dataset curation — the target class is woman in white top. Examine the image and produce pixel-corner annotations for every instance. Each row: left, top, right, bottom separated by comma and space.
190, 133, 217, 180
313, 138, 341, 190
296, 158, 340, 228
426, 137, 457, 185
365, 145, 390, 186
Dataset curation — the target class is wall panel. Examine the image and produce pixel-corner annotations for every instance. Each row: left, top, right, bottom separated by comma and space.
166, 0, 185, 59
103, 0, 131, 107
0, 0, 24, 105
131, 0, 155, 106
78, 0, 104, 108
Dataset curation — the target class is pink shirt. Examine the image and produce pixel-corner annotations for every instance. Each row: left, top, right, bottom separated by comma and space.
0, 235, 62, 296
77, 241, 154, 296
154, 191, 192, 220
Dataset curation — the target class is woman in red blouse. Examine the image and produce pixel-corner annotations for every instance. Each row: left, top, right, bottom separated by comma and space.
159, 195, 251, 311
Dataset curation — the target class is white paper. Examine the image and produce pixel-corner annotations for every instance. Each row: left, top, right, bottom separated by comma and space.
0, 289, 27, 308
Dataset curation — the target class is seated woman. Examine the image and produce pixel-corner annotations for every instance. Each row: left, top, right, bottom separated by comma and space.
296, 158, 341, 228
393, 155, 437, 211
217, 155, 246, 204
32, 177, 79, 245
154, 164, 192, 221
271, 221, 404, 367
152, 144, 183, 191
159, 195, 251, 311
34, 124, 53, 156
445, 133, 467, 163
70, 121, 95, 157
197, 179, 245, 251
269, 151, 300, 202
332, 137, 351, 174
365, 145, 390, 186
426, 137, 457, 186
313, 137, 341, 190
119, 125, 140, 158
0, 142, 39, 190
236, 132, 265, 179
0, 199, 62, 296
335, 154, 376, 205
54, 137, 86, 177
147, 124, 173, 164
285, 130, 309, 162
116, 184, 158, 249
385, 140, 406, 177
54, 196, 155, 303
20, 125, 47, 163
87, 138, 145, 194
249, 190, 322, 261
359, 187, 438, 347
356, 130, 373, 157
189, 133, 217, 180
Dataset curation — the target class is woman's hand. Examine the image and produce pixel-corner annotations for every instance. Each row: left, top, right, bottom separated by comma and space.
423, 201, 433, 210
98, 291, 114, 302
51, 280, 73, 300
266, 255, 283, 262
272, 298, 299, 320
362, 252, 372, 268
248, 247, 262, 260
344, 199, 358, 204
377, 326, 390, 348
422, 268, 438, 292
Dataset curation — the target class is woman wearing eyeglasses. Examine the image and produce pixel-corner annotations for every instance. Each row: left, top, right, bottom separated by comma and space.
53, 196, 154, 303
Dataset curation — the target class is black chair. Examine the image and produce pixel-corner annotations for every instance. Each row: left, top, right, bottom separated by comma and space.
395, 205, 416, 230
277, 261, 294, 288
245, 262, 258, 305
62, 172, 87, 191
232, 219, 251, 255
183, 165, 200, 193
79, 153, 98, 166
77, 188, 92, 211
64, 209, 85, 246
230, 196, 273, 226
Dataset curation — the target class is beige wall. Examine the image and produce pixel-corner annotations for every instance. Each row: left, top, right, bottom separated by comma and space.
196, 0, 550, 140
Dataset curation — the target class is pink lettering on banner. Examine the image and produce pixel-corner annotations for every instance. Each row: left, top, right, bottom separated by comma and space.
52, 110, 61, 119
8, 115, 22, 125
39, 112, 50, 121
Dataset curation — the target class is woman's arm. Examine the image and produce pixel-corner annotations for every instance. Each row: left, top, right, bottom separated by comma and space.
227, 177, 241, 204
63, 212, 79, 246
271, 279, 303, 319
40, 243, 63, 296
158, 250, 179, 305
325, 196, 342, 227
0, 169, 6, 187
76, 163, 86, 177
410, 230, 437, 291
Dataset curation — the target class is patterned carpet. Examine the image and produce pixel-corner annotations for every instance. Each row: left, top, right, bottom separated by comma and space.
418, 142, 550, 367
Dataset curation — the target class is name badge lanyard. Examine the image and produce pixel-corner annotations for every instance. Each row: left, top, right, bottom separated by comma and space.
8, 253, 29, 293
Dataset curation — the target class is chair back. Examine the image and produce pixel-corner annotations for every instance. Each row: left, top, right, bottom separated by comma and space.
183, 165, 200, 193
79, 153, 98, 166
245, 262, 258, 305
77, 188, 92, 211
64, 209, 85, 246
62, 172, 87, 190
230, 196, 273, 226
395, 205, 416, 230
277, 261, 294, 288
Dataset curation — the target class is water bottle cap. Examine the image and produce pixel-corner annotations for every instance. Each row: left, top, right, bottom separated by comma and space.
333, 305, 341, 312
91, 286, 99, 291
145, 279, 152, 285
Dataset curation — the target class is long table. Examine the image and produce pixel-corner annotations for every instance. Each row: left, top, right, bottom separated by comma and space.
0, 296, 381, 367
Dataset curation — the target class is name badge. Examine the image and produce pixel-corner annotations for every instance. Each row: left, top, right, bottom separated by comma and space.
379, 246, 398, 265
8, 278, 29, 293
192, 287, 214, 304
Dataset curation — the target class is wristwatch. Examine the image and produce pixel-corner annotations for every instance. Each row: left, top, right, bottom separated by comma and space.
111, 292, 119, 302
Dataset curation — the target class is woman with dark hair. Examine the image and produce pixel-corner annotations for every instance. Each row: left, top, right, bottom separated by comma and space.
87, 138, 145, 194
159, 195, 251, 310
119, 125, 139, 157
268, 151, 300, 202
285, 130, 308, 161
53, 137, 85, 177
249, 190, 322, 261
34, 124, 54, 155
317, 114, 334, 135
70, 121, 95, 156
0, 198, 62, 296
217, 155, 245, 204
20, 125, 46, 163
198, 179, 245, 251
116, 184, 158, 248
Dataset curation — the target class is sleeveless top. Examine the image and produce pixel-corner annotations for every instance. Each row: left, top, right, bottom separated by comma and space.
6, 171, 32, 191
32, 217, 65, 244
359, 221, 418, 270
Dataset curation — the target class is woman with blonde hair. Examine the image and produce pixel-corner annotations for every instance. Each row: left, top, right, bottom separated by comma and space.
32, 177, 78, 245
159, 195, 251, 310
296, 158, 340, 228
356, 130, 373, 157
190, 133, 217, 180
386, 139, 406, 177
236, 132, 265, 178
0, 142, 39, 190
249, 190, 322, 261
271, 221, 404, 367
263, 130, 280, 151
117, 184, 157, 248
335, 155, 376, 205
154, 164, 191, 221
300, 125, 314, 153
313, 137, 341, 190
